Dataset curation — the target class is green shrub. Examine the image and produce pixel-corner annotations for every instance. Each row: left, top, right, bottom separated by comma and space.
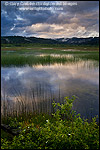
1, 96, 99, 149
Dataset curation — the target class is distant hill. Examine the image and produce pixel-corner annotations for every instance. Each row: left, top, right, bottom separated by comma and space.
1, 36, 58, 45
1, 36, 99, 46
55, 37, 99, 45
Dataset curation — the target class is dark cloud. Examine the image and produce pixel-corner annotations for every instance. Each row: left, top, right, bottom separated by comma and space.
63, 1, 99, 14
1, 1, 99, 38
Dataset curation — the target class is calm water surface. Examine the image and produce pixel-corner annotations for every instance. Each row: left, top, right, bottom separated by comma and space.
1, 59, 99, 121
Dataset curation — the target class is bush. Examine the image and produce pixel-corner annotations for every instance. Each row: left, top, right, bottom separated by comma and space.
1, 96, 99, 149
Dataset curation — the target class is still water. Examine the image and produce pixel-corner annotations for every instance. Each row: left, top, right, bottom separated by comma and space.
1, 59, 99, 121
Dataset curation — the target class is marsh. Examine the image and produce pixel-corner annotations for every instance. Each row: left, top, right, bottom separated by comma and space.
1, 49, 99, 122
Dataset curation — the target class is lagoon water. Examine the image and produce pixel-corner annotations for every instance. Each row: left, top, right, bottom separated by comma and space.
1, 59, 99, 121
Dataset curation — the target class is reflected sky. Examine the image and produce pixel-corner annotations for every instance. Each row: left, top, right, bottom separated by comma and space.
1, 59, 99, 119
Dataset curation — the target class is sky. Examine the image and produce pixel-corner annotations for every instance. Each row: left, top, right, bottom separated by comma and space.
1, 1, 99, 38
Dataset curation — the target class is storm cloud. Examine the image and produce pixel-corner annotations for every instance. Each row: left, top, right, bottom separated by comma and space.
1, 1, 99, 38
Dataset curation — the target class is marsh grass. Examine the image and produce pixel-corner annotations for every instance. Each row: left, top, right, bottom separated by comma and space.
1, 54, 79, 67
1, 48, 99, 67
1, 83, 65, 123
1, 85, 96, 124
1, 44, 99, 51
1, 46, 99, 54
75, 53, 99, 61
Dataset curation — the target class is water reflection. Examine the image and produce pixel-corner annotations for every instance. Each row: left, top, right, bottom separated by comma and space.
1, 60, 99, 121
37, 54, 74, 58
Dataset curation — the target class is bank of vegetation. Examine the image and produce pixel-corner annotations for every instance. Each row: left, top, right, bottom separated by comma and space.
1, 96, 99, 149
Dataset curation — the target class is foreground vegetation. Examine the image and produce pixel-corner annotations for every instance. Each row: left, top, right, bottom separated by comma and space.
1, 96, 99, 149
